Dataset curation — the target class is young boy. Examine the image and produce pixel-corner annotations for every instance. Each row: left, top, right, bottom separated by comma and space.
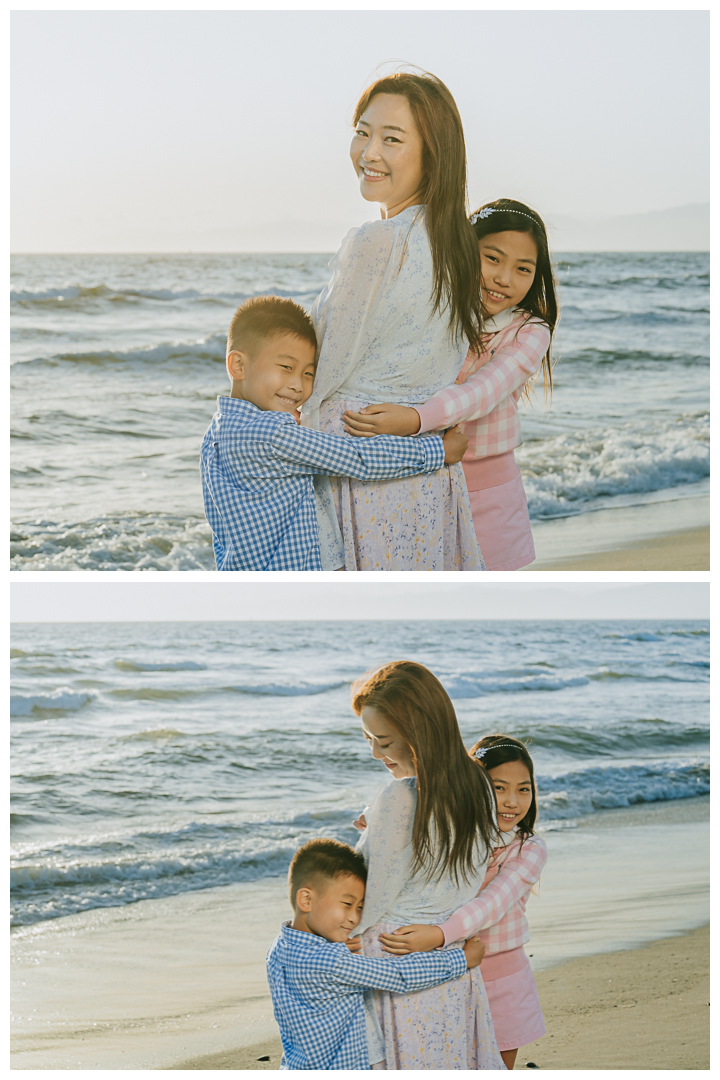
266, 838, 485, 1070
200, 296, 468, 570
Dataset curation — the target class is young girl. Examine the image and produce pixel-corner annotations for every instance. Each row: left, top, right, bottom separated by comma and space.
342, 198, 559, 570
379, 734, 547, 1071
349, 662, 506, 1070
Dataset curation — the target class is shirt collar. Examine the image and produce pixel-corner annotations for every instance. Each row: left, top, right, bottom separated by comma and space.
216, 395, 262, 417
279, 920, 334, 948
482, 306, 518, 334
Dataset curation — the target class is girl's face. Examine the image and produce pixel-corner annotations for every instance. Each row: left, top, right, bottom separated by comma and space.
350, 93, 425, 220
361, 705, 416, 779
478, 231, 538, 316
487, 758, 533, 832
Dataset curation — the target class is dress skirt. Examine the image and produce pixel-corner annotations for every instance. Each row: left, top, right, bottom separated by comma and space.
463, 451, 535, 571
480, 947, 546, 1051
321, 402, 485, 572
363, 923, 506, 1070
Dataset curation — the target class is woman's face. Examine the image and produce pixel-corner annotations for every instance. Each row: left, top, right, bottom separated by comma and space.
478, 231, 538, 316
361, 705, 416, 779
350, 93, 425, 220
486, 758, 533, 832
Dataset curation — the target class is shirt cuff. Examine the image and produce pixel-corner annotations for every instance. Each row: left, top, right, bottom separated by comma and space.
437, 913, 467, 946
415, 399, 449, 435
422, 434, 446, 473
448, 947, 468, 977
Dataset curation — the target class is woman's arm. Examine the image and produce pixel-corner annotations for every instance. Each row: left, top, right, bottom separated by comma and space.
380, 837, 547, 952
342, 320, 551, 437
355, 778, 417, 935
301, 220, 401, 433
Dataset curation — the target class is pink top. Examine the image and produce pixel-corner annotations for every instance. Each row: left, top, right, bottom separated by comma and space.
438, 833, 547, 955
414, 313, 551, 459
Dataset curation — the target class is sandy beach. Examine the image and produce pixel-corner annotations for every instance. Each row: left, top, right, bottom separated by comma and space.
12, 795, 708, 1070
524, 489, 709, 571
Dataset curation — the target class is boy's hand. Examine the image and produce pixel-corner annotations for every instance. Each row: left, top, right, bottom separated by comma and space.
462, 937, 486, 970
346, 936, 363, 954
352, 813, 367, 831
380, 925, 444, 955
343, 404, 421, 437
442, 426, 468, 465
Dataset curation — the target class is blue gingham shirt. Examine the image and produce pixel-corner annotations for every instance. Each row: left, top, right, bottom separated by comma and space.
200, 397, 445, 571
266, 922, 467, 1070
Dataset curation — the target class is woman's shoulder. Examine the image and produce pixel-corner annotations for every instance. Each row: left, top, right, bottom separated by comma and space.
370, 776, 417, 814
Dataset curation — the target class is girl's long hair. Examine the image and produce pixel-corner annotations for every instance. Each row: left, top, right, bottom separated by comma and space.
469, 733, 538, 844
353, 71, 485, 353
471, 197, 559, 397
351, 661, 499, 884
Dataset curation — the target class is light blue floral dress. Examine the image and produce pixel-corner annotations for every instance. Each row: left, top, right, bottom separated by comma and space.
356, 777, 505, 1070
303, 206, 485, 572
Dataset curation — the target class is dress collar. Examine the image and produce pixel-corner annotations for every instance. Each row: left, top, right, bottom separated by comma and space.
482, 306, 519, 334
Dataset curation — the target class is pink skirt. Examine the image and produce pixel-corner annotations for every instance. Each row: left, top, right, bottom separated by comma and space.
480, 947, 546, 1052
320, 402, 485, 572
363, 923, 505, 1070
463, 452, 535, 571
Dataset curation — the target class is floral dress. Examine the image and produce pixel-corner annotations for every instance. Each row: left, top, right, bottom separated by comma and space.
356, 777, 505, 1070
303, 205, 484, 572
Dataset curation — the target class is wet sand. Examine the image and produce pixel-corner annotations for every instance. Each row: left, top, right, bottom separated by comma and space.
530, 526, 709, 571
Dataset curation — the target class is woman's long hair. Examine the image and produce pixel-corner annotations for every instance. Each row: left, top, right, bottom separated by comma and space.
351, 661, 499, 884
353, 71, 485, 353
469, 733, 538, 844
470, 197, 559, 397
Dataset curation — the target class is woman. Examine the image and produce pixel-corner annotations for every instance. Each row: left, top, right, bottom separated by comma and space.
302, 71, 486, 571
350, 661, 506, 1070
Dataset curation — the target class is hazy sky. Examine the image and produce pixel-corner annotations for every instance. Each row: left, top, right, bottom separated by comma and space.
11, 9, 709, 252
10, 582, 709, 622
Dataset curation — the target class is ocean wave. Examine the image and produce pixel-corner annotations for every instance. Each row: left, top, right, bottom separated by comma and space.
13, 333, 228, 371
10, 689, 95, 716
114, 660, 207, 672
10, 282, 315, 306
10, 512, 215, 571
519, 413, 709, 518
443, 671, 589, 697
229, 681, 346, 697
537, 760, 709, 821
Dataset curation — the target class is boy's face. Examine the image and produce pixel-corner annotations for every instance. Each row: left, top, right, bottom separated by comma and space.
292, 873, 365, 943
227, 332, 316, 413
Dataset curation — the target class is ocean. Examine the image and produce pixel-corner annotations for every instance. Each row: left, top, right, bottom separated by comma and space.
10, 618, 709, 928
10, 250, 709, 570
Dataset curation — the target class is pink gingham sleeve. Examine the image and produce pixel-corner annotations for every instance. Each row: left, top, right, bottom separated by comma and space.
438, 835, 547, 946
415, 319, 551, 433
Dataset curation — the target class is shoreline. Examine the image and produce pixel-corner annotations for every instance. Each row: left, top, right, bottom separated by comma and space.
523, 490, 709, 570
11, 796, 709, 1070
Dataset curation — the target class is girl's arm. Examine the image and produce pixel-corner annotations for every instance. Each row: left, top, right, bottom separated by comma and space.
342, 319, 551, 437
380, 837, 547, 953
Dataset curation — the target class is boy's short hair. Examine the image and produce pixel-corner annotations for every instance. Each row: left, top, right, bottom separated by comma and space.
288, 838, 367, 908
228, 296, 317, 358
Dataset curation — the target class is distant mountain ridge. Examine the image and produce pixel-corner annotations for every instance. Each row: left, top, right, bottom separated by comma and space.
546, 203, 708, 252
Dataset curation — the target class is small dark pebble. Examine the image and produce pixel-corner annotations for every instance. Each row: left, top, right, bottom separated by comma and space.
526, 1064, 539, 1070
257, 1056, 271, 1062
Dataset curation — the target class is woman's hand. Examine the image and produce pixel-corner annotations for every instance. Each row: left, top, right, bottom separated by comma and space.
346, 935, 363, 954
352, 813, 367, 831
462, 937, 486, 970
343, 403, 421, 437
379, 924, 445, 954
442, 426, 469, 465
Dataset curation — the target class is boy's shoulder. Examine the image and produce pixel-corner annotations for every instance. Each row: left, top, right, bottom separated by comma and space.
268, 923, 349, 970
210, 397, 300, 436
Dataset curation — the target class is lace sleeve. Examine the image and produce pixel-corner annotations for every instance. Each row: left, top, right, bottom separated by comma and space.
302, 219, 403, 432
356, 778, 417, 935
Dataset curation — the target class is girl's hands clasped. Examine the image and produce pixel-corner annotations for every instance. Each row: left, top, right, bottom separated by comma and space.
380, 924, 445, 954
343, 403, 421, 437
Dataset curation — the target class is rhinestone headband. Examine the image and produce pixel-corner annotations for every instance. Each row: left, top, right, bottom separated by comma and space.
474, 744, 521, 760
470, 207, 538, 225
